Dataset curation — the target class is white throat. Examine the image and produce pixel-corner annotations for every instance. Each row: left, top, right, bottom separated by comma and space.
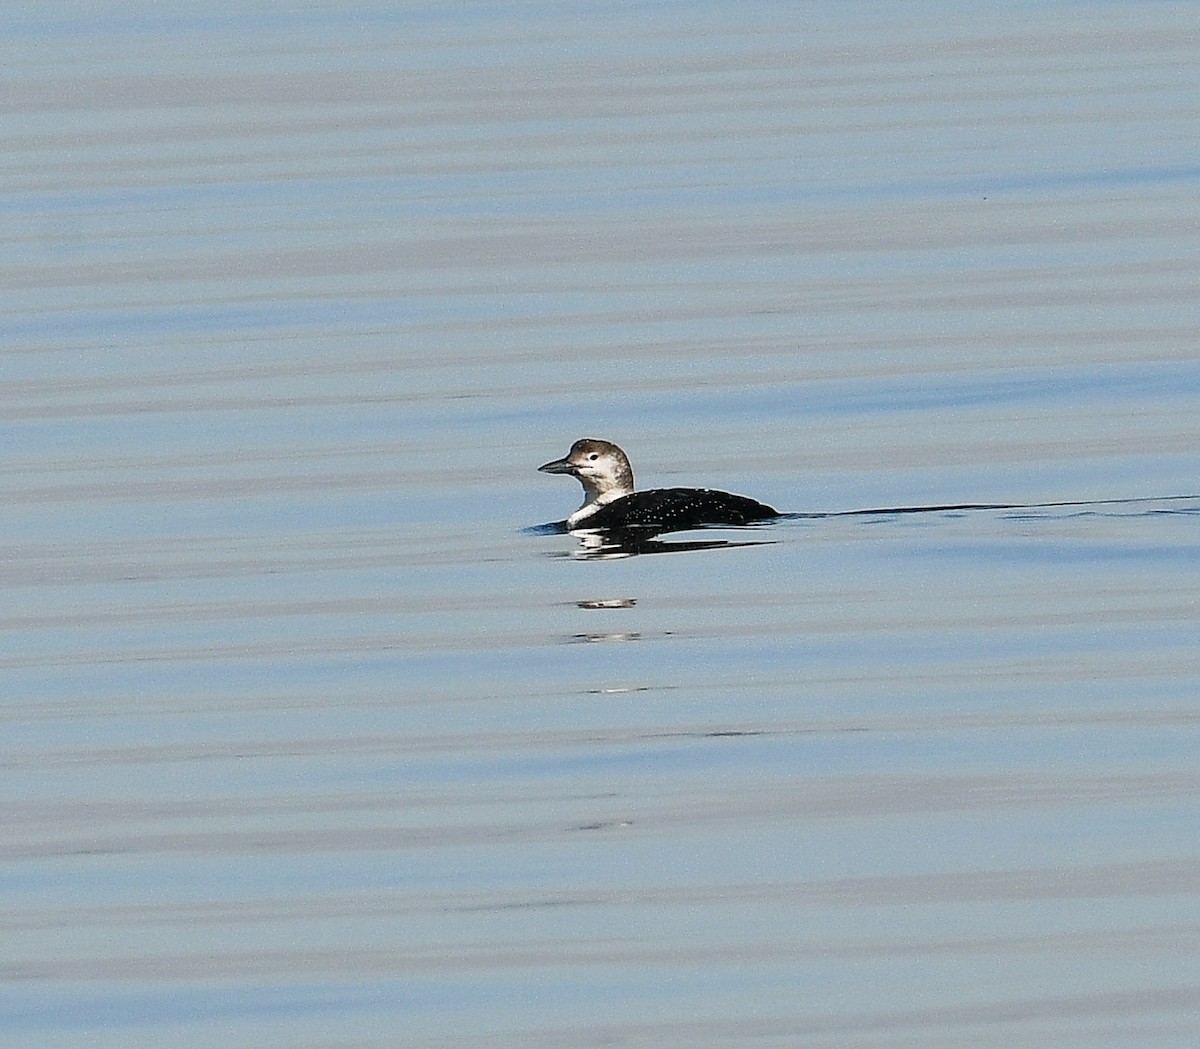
567, 488, 624, 527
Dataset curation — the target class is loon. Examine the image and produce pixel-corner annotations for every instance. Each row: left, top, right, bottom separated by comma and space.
539, 438, 779, 533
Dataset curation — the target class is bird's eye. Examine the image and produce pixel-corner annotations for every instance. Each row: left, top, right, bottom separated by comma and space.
588, 453, 598, 460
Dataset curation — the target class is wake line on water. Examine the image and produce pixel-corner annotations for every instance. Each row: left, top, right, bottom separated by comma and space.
790, 494, 1200, 520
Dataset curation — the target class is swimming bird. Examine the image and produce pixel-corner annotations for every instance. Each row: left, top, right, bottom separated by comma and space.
539, 438, 779, 533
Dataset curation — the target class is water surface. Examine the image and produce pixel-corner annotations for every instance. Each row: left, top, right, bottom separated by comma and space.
4, 2, 1200, 1047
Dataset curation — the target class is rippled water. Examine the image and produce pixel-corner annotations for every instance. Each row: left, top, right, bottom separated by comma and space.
5, 3, 1200, 1047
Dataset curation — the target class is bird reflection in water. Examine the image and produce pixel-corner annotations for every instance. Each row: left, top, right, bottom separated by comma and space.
547, 523, 777, 560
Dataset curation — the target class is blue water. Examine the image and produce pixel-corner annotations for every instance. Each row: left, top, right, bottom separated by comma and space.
4, 2, 1200, 1047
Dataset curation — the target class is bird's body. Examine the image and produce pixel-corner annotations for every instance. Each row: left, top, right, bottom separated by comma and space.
538, 438, 778, 533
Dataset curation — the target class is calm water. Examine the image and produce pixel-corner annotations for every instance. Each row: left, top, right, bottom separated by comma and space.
4, 2, 1200, 1046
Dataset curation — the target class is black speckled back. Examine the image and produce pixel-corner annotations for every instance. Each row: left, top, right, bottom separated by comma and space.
582, 488, 779, 532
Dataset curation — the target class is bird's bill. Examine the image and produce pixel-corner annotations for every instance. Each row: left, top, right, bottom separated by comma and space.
538, 456, 577, 475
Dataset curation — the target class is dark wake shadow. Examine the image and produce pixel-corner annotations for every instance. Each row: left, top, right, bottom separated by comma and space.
812, 493, 1200, 519
526, 495, 1200, 558
523, 521, 573, 536
781, 502, 1022, 520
